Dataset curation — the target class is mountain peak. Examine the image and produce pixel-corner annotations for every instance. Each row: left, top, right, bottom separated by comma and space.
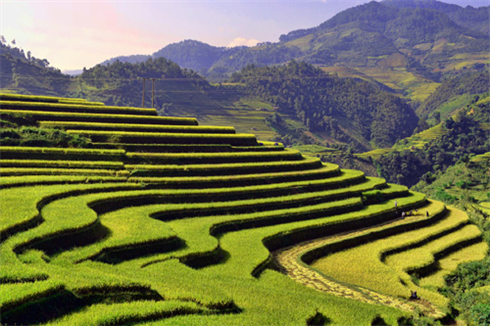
382, 0, 461, 10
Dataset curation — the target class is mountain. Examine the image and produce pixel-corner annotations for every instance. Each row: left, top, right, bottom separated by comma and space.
152, 40, 234, 76
78, 57, 214, 111
98, 0, 487, 103
0, 42, 70, 95
100, 54, 151, 66
231, 61, 418, 150
62, 69, 83, 76
417, 70, 490, 119
279, 1, 487, 66
382, 0, 490, 35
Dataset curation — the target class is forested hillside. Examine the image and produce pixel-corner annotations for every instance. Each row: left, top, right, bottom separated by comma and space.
417, 70, 490, 118
230, 61, 418, 150
94, 0, 489, 91
78, 57, 212, 111
382, 0, 490, 35
0, 42, 70, 95
360, 93, 490, 187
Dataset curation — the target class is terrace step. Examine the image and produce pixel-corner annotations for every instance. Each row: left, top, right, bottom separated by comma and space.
39, 121, 237, 134
128, 164, 340, 189
125, 148, 303, 164
1, 101, 158, 116
6, 185, 146, 257
93, 143, 284, 153
419, 241, 488, 289
147, 178, 387, 222
1, 93, 104, 105
0, 146, 126, 161
125, 156, 322, 177
0, 109, 198, 126
0, 167, 130, 177
0, 159, 124, 170
385, 223, 484, 279
78, 170, 367, 215
201, 192, 428, 279
306, 204, 477, 310
273, 201, 445, 317
66, 130, 258, 146
0, 176, 128, 189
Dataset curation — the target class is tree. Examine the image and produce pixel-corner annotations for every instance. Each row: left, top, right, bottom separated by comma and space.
470, 303, 490, 325
433, 111, 441, 125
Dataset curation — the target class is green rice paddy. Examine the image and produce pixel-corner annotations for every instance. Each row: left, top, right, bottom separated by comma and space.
1, 94, 486, 325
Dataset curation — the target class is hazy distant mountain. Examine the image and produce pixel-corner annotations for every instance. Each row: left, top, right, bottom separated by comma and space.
100, 54, 151, 66
97, 0, 489, 85
62, 69, 83, 76
152, 40, 235, 75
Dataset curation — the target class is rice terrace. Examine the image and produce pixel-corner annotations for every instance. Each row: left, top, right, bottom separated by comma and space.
1, 93, 488, 325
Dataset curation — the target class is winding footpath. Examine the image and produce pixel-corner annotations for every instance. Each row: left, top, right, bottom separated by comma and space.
272, 216, 445, 318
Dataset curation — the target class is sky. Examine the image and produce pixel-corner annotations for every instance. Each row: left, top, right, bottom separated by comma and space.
1, 0, 488, 72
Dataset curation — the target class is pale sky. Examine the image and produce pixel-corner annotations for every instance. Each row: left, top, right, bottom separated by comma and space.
1, 0, 487, 71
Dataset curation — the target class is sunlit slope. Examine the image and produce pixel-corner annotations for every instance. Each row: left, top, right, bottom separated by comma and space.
1, 94, 486, 325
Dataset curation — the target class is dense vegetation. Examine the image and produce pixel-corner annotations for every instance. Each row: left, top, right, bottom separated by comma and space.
0, 42, 70, 94
373, 106, 489, 187
230, 61, 418, 149
417, 70, 490, 118
383, 0, 490, 35
89, 0, 488, 85
78, 57, 213, 111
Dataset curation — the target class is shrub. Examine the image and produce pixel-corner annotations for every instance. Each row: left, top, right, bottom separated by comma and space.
470, 303, 490, 326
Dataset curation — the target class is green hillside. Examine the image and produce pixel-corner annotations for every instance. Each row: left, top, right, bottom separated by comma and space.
417, 70, 490, 119
382, 0, 490, 35
90, 1, 489, 104
354, 92, 490, 187
230, 61, 418, 150
1, 94, 488, 325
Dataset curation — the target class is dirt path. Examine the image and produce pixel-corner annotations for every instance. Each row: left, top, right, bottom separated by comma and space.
272, 217, 444, 317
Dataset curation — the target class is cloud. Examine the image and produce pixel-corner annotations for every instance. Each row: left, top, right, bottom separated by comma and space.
228, 37, 260, 47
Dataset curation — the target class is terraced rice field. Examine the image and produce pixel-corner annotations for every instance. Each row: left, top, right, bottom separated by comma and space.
357, 124, 447, 159
471, 151, 490, 163
1, 94, 487, 325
